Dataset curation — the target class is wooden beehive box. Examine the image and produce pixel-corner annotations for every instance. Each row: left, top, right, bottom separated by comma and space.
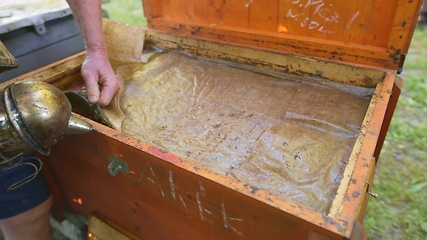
2, 0, 422, 239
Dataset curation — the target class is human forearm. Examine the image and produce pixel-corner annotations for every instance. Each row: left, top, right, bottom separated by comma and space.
66, 0, 106, 53
66, 0, 120, 107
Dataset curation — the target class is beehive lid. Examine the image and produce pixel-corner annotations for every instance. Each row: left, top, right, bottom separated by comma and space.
0, 0, 72, 34
142, 0, 422, 70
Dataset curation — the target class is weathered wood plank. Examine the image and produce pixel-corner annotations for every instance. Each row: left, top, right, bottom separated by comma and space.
223, 0, 249, 28
145, 30, 385, 87
5, 22, 404, 238
45, 119, 348, 239
356, 157, 377, 222
342, 0, 372, 44
387, 0, 424, 68
143, 0, 422, 69
373, 75, 403, 160
147, 18, 396, 69
248, 0, 278, 32
193, 0, 223, 26
0, 52, 85, 90
363, 0, 399, 47
329, 72, 396, 237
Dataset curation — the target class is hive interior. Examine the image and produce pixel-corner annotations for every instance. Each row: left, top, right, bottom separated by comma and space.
101, 45, 374, 213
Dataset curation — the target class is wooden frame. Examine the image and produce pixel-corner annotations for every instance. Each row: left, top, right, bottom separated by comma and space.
3, 27, 403, 238
3, 0, 421, 238
142, 0, 422, 69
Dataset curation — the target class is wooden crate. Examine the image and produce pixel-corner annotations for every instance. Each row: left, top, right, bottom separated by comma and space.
2, 0, 422, 239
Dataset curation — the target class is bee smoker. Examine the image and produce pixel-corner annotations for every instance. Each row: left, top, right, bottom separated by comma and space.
0, 81, 92, 190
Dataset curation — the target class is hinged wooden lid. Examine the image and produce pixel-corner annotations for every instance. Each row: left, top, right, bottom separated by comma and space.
142, 0, 422, 70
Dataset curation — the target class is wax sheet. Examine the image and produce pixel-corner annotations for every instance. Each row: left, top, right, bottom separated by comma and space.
101, 20, 374, 213
100, 19, 145, 130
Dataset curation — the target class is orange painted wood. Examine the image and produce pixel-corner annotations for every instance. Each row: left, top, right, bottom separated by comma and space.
305, 0, 348, 41
387, 0, 424, 68
147, 19, 393, 68
142, 0, 422, 69
356, 157, 376, 223
47, 146, 211, 239
363, 0, 398, 47
277, 1, 309, 36
0, 52, 84, 90
373, 76, 403, 161
223, 0, 249, 28
248, 0, 278, 32
44, 121, 348, 239
161, 0, 190, 22
142, 0, 162, 19
335, 73, 396, 237
194, 0, 223, 26
342, 0, 372, 44
4, 5, 414, 235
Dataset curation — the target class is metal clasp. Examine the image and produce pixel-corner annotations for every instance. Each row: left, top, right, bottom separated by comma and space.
365, 182, 379, 198
108, 155, 129, 176
34, 24, 46, 35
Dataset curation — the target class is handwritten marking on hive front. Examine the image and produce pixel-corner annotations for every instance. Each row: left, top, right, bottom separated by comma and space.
284, 0, 357, 34
222, 201, 244, 236
133, 161, 244, 236
147, 163, 165, 196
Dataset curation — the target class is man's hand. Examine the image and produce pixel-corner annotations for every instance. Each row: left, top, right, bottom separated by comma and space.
81, 50, 120, 107
66, 0, 119, 107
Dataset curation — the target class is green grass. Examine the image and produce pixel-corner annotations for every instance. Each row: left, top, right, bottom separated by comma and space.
102, 0, 146, 26
101, 2, 427, 238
